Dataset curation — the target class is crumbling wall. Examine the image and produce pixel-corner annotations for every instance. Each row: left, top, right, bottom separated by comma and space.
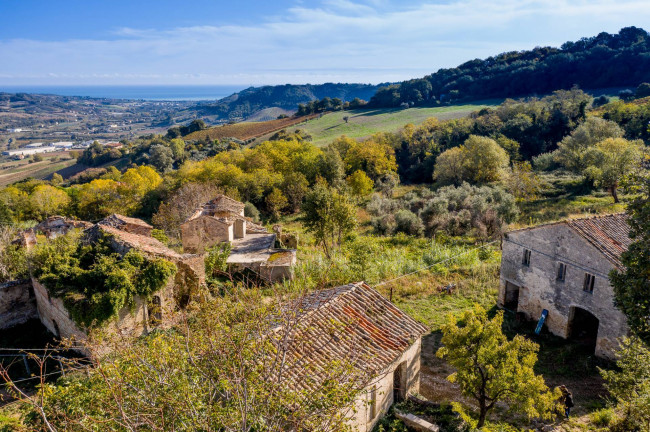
181, 216, 233, 254
32, 278, 87, 342
499, 224, 629, 359
0, 280, 37, 329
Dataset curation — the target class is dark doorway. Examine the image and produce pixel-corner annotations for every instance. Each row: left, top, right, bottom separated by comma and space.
393, 361, 406, 403
52, 320, 60, 338
568, 307, 599, 353
504, 281, 520, 311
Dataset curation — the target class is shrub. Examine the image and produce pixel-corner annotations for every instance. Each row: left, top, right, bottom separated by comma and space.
394, 209, 424, 236
590, 408, 616, 427
244, 201, 260, 223
531, 152, 558, 171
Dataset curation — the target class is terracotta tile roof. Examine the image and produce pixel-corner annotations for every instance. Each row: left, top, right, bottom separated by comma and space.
99, 214, 153, 230
94, 225, 182, 260
507, 213, 631, 268
566, 213, 631, 268
279, 282, 427, 392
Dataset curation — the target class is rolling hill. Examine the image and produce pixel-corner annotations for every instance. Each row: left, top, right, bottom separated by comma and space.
369, 26, 650, 108
192, 83, 384, 122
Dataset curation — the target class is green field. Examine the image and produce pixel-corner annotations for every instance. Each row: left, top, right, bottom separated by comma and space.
296, 100, 502, 146
0, 153, 77, 187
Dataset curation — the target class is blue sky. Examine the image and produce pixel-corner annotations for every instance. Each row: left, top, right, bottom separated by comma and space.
0, 0, 648, 86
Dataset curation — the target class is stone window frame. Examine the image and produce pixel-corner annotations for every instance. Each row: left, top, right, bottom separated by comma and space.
583, 273, 595, 293
556, 262, 567, 282
522, 248, 531, 267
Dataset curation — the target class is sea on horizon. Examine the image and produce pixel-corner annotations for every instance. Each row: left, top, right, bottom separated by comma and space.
0, 85, 249, 101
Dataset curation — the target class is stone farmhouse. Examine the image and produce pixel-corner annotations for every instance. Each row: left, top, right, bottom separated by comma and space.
283, 282, 427, 431
1, 214, 205, 348
181, 194, 297, 282
499, 213, 631, 359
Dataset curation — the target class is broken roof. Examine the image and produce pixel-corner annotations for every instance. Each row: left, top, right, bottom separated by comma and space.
93, 224, 183, 260
186, 195, 246, 222
279, 282, 427, 392
99, 214, 153, 230
508, 213, 631, 268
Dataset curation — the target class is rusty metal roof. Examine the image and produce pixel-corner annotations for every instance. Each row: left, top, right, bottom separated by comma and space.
566, 213, 631, 268
278, 282, 427, 391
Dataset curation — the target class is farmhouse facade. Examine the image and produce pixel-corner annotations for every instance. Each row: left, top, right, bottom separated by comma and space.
499, 213, 631, 359
284, 282, 427, 431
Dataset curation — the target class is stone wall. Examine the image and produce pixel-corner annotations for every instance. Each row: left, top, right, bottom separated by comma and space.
32, 278, 88, 343
33, 277, 178, 349
0, 280, 37, 329
499, 224, 629, 359
348, 338, 422, 432
181, 216, 233, 253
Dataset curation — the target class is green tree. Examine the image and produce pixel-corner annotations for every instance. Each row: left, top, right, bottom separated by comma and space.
50, 173, 64, 186
346, 170, 374, 197
433, 146, 465, 185
433, 136, 510, 185
149, 144, 174, 173
265, 188, 288, 221
281, 172, 309, 213
582, 137, 645, 202
636, 82, 650, 99
301, 182, 356, 258
611, 174, 650, 342
30, 185, 71, 218
599, 337, 650, 430
344, 139, 397, 181
554, 117, 624, 172
437, 306, 559, 428
169, 138, 186, 163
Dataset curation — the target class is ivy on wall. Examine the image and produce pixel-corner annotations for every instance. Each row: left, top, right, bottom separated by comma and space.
31, 232, 176, 328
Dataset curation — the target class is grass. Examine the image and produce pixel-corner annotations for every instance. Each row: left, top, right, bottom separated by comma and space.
515, 172, 627, 226
297, 100, 502, 147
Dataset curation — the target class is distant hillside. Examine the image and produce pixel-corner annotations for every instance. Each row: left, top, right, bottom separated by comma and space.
193, 83, 384, 121
370, 26, 650, 107
183, 114, 319, 142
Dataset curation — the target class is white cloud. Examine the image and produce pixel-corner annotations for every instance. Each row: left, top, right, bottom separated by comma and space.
0, 0, 648, 85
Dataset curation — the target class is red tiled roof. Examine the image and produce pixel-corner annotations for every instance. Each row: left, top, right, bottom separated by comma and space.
508, 213, 631, 268
279, 282, 427, 391
566, 213, 631, 268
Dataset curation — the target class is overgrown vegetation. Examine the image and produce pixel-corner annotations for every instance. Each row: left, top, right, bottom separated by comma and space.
31, 231, 177, 328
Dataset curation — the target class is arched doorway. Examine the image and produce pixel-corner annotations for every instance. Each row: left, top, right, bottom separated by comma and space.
568, 307, 599, 353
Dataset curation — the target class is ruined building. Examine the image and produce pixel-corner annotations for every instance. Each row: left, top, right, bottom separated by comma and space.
499, 213, 631, 358
1, 214, 205, 349
283, 282, 427, 431
181, 194, 296, 281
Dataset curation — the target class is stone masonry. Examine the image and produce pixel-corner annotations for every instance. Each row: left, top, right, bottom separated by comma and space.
499, 214, 631, 359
